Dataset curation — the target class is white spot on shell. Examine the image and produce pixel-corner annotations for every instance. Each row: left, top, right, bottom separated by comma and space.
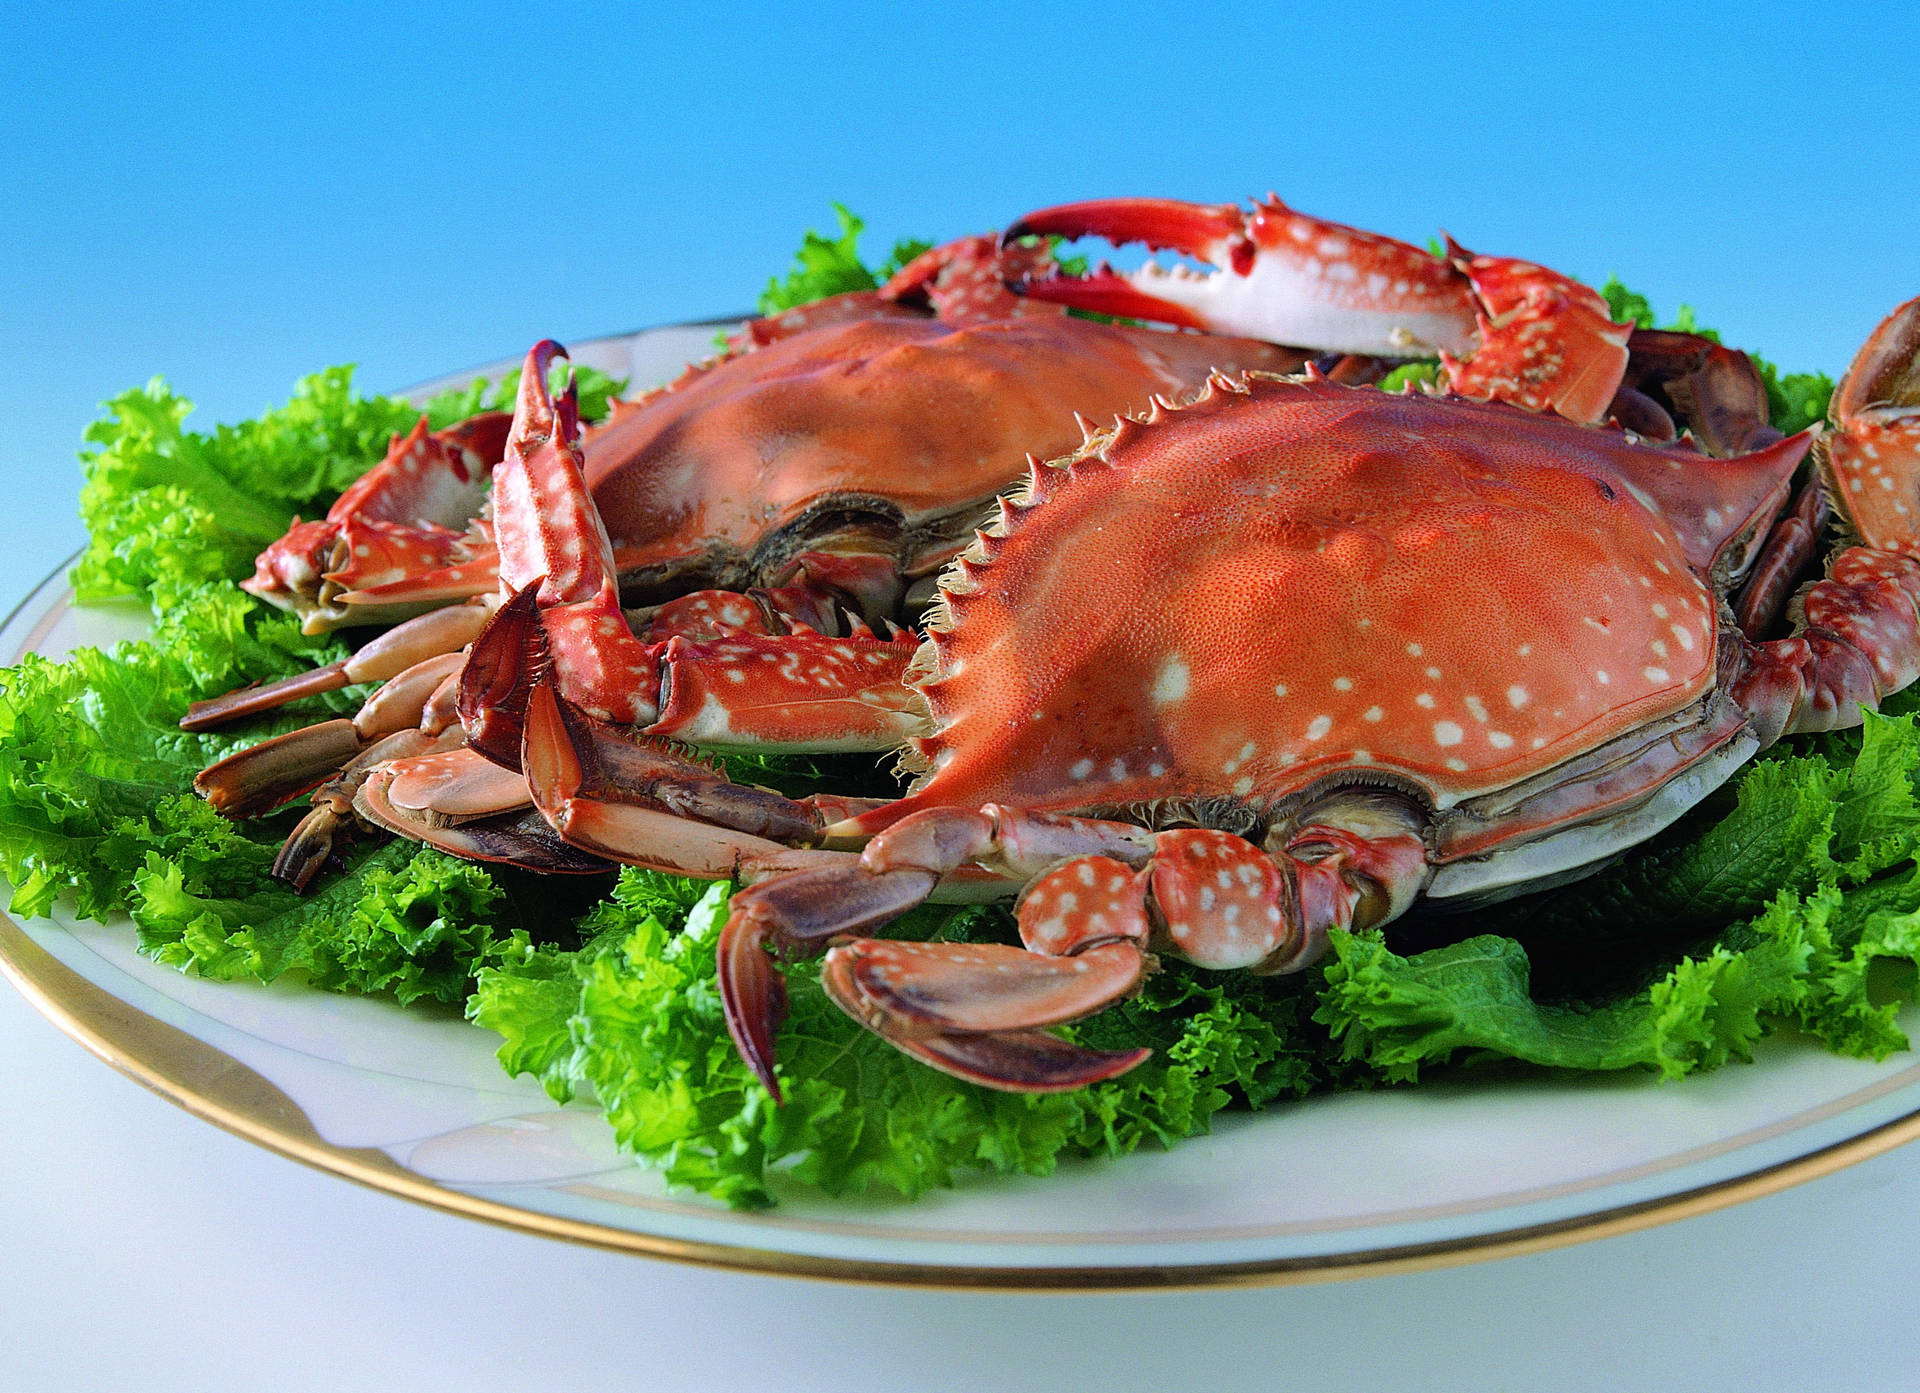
1415, 693, 1435, 709
1507, 685, 1529, 708
1363, 705, 1384, 722
1306, 715, 1332, 740
1433, 720, 1464, 746
1153, 656, 1190, 706
1464, 695, 1489, 723
1332, 676, 1354, 691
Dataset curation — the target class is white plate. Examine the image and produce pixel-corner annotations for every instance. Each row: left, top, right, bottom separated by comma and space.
6, 323, 1920, 1289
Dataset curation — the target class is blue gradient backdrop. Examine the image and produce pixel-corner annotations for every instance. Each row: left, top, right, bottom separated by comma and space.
3, 1, 1916, 606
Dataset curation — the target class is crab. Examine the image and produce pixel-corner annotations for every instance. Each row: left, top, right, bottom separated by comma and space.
697, 292, 1920, 1098
184, 231, 1308, 876
351, 280, 1920, 1100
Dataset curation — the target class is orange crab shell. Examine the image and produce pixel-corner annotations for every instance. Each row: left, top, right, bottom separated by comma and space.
899, 374, 1811, 821
578, 315, 1306, 592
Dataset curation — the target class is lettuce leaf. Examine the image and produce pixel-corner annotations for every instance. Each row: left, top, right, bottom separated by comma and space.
758, 204, 933, 315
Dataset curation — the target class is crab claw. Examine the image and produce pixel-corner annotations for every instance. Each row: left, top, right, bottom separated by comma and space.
1008, 195, 1479, 359
648, 627, 926, 752
456, 579, 549, 769
243, 412, 510, 632
478, 341, 661, 734
1439, 239, 1633, 425
1828, 294, 1920, 554
1006, 197, 1255, 273
1008, 195, 1637, 424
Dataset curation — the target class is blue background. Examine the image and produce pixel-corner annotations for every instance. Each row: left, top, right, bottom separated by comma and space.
5, 1, 1918, 608
6, 7, 1920, 1389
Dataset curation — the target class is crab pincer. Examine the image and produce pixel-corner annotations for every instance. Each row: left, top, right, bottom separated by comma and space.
243, 410, 510, 633
1007, 194, 1633, 423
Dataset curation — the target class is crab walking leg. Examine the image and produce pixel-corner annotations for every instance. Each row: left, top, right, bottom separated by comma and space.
718, 805, 1152, 1100
191, 634, 481, 818
271, 726, 457, 890
1735, 296, 1920, 740
1007, 195, 1632, 423
352, 747, 620, 875
719, 806, 1430, 1098
1733, 475, 1828, 638
1733, 549, 1920, 740
522, 678, 843, 865
180, 600, 492, 731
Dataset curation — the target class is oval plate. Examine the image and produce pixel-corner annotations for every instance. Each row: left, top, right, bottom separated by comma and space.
6, 323, 1920, 1289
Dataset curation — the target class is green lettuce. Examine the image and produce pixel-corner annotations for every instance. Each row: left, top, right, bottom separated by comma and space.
758, 204, 933, 315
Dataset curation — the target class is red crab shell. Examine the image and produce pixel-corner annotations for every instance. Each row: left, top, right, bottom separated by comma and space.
579, 315, 1305, 596
894, 373, 1810, 828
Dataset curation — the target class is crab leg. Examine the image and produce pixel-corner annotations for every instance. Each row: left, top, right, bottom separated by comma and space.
180, 599, 492, 731
272, 726, 457, 889
1735, 296, 1920, 740
352, 746, 619, 875
878, 232, 1064, 324
719, 804, 1428, 1098
190, 617, 487, 825
1733, 475, 1828, 638
1007, 195, 1632, 423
